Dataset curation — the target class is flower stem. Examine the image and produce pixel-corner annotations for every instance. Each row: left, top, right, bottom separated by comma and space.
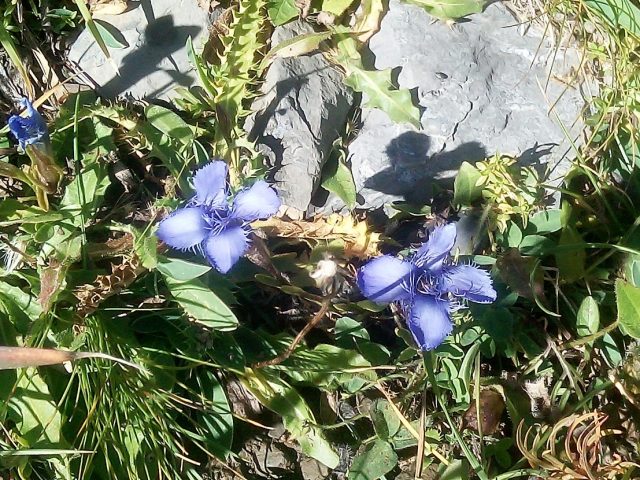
423, 351, 490, 480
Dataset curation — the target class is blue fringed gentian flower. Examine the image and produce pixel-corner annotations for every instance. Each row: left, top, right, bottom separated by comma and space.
8, 98, 50, 152
157, 160, 281, 274
357, 224, 497, 351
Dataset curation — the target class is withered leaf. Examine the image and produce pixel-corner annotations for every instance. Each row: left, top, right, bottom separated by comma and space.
252, 214, 381, 259
38, 260, 67, 313
463, 389, 505, 435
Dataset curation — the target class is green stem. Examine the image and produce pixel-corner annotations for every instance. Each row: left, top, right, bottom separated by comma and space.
423, 351, 489, 480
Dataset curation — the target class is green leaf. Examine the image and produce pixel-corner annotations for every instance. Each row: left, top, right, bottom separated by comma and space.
519, 235, 553, 256
577, 296, 600, 337
145, 105, 194, 146
370, 399, 401, 440
438, 458, 470, 480
322, 0, 356, 15
343, 66, 421, 127
600, 333, 623, 367
10, 369, 64, 446
615, 279, 640, 339
555, 227, 585, 283
584, 0, 640, 36
322, 157, 357, 208
0, 280, 43, 323
505, 223, 522, 248
133, 227, 157, 269
406, 0, 486, 20
528, 209, 563, 234
157, 257, 212, 281
453, 161, 483, 205
94, 19, 129, 48
268, 0, 298, 25
60, 161, 109, 222
348, 439, 398, 480
195, 370, 233, 458
264, 31, 334, 64
164, 276, 238, 331
240, 369, 339, 468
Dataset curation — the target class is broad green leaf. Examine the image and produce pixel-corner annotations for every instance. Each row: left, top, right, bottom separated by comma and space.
322, 0, 356, 15
453, 161, 482, 205
406, 0, 487, 20
519, 235, 553, 256
240, 369, 339, 468
321, 157, 357, 208
133, 227, 157, 269
335, 317, 370, 344
0, 280, 43, 323
164, 276, 238, 330
615, 279, 640, 339
438, 458, 470, 480
348, 439, 398, 480
265, 31, 334, 64
584, 0, 640, 35
343, 66, 420, 127
195, 370, 233, 458
505, 223, 522, 248
600, 333, 623, 367
10, 369, 64, 446
577, 296, 600, 337
528, 209, 563, 234
285, 344, 371, 371
370, 399, 401, 440
145, 105, 194, 146
156, 257, 212, 281
94, 19, 129, 48
555, 227, 585, 282
268, 0, 298, 25
60, 161, 109, 222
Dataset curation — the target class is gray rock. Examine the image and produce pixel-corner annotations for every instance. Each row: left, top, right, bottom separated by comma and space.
244, 20, 353, 212
342, 0, 586, 211
67, 0, 209, 100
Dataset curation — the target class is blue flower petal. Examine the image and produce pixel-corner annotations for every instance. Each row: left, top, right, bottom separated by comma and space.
157, 207, 208, 250
204, 224, 249, 273
357, 255, 413, 304
406, 295, 453, 351
8, 98, 49, 150
231, 180, 281, 222
193, 161, 229, 208
440, 265, 496, 304
413, 224, 457, 272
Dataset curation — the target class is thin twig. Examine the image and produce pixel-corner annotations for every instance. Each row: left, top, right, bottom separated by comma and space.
252, 296, 333, 368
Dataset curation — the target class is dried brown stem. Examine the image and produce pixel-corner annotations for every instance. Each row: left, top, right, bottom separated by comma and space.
252, 296, 333, 369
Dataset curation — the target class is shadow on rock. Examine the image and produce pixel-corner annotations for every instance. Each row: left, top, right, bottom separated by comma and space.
100, 15, 200, 98
364, 132, 487, 204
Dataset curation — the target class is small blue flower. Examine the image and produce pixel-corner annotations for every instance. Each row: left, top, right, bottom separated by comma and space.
157, 160, 281, 274
357, 224, 496, 351
7, 98, 50, 151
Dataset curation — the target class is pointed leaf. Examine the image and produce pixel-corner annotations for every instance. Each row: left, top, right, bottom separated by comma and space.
349, 439, 398, 480
616, 279, 640, 339
406, 0, 487, 20
344, 66, 420, 127
453, 161, 482, 205
268, 0, 298, 25
164, 276, 238, 330
322, 157, 357, 208
240, 369, 339, 468
577, 296, 600, 337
